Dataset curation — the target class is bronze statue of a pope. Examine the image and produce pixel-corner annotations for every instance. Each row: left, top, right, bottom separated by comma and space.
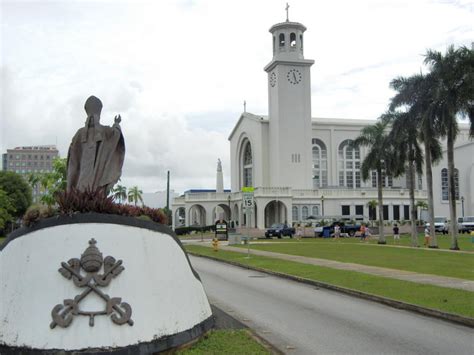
66, 96, 125, 193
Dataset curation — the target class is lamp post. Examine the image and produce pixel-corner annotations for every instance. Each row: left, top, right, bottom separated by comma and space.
321, 195, 325, 218
461, 196, 465, 217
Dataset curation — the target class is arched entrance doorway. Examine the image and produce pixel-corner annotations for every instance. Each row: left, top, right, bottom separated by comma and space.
175, 207, 185, 227
264, 200, 287, 227
212, 204, 231, 222
188, 204, 206, 226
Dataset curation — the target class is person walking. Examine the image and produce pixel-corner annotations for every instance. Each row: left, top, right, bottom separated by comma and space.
296, 223, 302, 241
393, 224, 400, 244
424, 226, 430, 247
360, 224, 367, 242
334, 224, 341, 241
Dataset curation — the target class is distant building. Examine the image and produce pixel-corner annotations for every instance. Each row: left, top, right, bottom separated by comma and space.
2, 145, 59, 202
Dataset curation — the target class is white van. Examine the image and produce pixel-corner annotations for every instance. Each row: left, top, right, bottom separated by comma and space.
425, 217, 448, 233
459, 216, 474, 233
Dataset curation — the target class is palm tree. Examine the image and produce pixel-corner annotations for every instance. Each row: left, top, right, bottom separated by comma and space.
416, 200, 428, 220
354, 120, 392, 244
27, 173, 42, 202
424, 45, 474, 250
389, 73, 443, 248
113, 185, 127, 204
382, 111, 424, 247
128, 186, 143, 206
367, 200, 378, 226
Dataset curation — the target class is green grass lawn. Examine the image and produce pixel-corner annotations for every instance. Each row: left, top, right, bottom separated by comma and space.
239, 235, 474, 280
177, 231, 215, 240
254, 233, 474, 250
186, 245, 474, 318
178, 329, 269, 354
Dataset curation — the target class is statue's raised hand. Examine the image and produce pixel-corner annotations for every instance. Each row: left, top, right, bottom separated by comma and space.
114, 115, 121, 124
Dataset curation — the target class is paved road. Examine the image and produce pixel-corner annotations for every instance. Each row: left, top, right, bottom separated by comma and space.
190, 256, 474, 355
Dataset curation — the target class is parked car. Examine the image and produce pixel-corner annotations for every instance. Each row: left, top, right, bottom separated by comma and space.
443, 216, 474, 234
458, 216, 474, 233
314, 221, 361, 237
425, 217, 448, 233
265, 223, 295, 238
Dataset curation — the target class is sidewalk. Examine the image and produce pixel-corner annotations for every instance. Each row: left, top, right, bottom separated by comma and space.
189, 241, 474, 292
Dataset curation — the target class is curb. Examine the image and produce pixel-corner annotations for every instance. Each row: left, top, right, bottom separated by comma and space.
211, 304, 284, 355
189, 252, 474, 328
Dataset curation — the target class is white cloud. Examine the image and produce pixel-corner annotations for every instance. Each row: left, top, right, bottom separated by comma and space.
1, 0, 472, 193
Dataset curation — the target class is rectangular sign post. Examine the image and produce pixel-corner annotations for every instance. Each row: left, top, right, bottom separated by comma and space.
242, 187, 254, 258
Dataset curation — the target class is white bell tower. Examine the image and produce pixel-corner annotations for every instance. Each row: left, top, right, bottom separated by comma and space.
264, 8, 314, 189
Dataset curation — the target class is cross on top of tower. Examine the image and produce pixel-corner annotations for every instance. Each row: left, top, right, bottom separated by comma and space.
285, 3, 290, 22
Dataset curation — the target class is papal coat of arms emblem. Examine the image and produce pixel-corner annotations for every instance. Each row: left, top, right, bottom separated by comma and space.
50, 239, 133, 328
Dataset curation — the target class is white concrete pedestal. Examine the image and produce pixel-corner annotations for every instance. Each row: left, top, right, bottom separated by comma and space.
0, 213, 213, 354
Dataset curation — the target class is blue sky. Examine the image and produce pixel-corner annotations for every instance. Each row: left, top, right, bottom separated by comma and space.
1, 0, 472, 193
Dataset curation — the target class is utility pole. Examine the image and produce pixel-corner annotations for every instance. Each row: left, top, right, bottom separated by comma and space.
166, 170, 170, 211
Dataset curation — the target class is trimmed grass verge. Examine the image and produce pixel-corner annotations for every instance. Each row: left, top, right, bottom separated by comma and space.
238, 238, 474, 280
186, 245, 474, 319
254, 234, 474, 251
178, 329, 270, 354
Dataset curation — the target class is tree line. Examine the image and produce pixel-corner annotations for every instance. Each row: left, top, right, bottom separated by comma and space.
354, 45, 473, 250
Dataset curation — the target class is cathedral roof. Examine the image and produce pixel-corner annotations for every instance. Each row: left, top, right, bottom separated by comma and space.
228, 112, 268, 141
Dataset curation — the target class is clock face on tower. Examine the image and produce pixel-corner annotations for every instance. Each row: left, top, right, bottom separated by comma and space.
269, 72, 276, 87
287, 68, 302, 85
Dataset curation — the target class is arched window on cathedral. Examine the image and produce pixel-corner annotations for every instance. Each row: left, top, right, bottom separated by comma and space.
441, 168, 459, 201
371, 171, 393, 188
312, 205, 319, 217
312, 138, 328, 188
292, 206, 298, 221
302, 206, 309, 220
242, 141, 253, 188
418, 174, 423, 190
279, 33, 285, 48
290, 33, 296, 48
300, 34, 303, 50
338, 140, 361, 188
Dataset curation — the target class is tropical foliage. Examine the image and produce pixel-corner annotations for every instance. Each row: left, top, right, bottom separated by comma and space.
128, 186, 144, 206
0, 189, 16, 232
0, 171, 32, 218
354, 120, 392, 243
360, 44, 472, 249
27, 157, 67, 207
23, 188, 168, 226
112, 184, 127, 204
422, 45, 473, 250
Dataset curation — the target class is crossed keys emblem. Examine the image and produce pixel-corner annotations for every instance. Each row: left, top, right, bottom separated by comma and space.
50, 239, 134, 328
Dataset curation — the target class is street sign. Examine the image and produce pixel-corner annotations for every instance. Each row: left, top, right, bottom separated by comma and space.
242, 192, 254, 213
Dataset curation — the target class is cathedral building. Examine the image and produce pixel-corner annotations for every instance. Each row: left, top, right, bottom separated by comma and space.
172, 15, 472, 230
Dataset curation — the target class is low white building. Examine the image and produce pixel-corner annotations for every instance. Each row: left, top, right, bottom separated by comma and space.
172, 14, 473, 230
